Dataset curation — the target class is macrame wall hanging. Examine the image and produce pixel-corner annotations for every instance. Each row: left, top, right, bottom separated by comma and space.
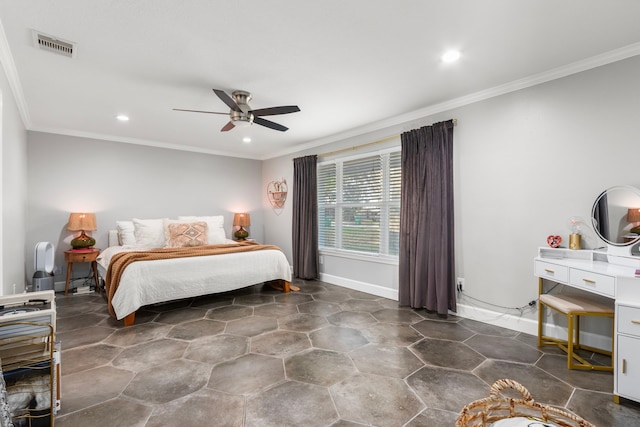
267, 178, 288, 214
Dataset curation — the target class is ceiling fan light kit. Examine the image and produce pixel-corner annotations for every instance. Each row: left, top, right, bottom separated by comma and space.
174, 89, 300, 133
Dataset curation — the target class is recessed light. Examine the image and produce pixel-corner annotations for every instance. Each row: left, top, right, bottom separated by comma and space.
116, 114, 129, 122
242, 137, 251, 143
441, 50, 461, 63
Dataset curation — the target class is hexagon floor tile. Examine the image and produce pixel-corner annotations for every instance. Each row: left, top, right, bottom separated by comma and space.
53, 281, 640, 426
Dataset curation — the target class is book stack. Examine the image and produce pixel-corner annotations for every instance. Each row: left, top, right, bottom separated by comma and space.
74, 285, 93, 295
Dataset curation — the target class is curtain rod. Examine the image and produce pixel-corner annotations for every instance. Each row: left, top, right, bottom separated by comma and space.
316, 118, 457, 158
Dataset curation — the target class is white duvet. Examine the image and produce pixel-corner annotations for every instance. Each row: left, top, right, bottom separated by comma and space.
97, 245, 292, 320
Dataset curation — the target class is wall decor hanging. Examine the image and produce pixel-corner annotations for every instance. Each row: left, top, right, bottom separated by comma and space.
267, 178, 288, 213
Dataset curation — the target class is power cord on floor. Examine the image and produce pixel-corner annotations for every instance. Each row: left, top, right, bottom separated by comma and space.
457, 288, 537, 316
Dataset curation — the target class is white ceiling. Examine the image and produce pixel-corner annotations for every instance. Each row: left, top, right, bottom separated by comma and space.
1, 1, 640, 160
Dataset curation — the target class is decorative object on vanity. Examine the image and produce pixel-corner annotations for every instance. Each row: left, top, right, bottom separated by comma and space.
233, 213, 251, 241
592, 185, 640, 266
173, 89, 300, 132
546, 235, 562, 248
567, 216, 587, 250
67, 212, 97, 249
267, 178, 288, 212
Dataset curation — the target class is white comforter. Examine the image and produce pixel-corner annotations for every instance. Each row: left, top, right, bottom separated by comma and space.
97, 245, 292, 320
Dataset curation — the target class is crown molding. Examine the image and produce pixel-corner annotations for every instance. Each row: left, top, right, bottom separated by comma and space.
0, 19, 31, 128
29, 126, 263, 160
263, 42, 640, 160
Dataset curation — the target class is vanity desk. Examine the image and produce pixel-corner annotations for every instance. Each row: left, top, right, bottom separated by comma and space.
535, 185, 640, 404
535, 247, 640, 403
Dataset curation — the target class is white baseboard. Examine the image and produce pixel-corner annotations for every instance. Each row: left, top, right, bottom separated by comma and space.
457, 303, 611, 350
318, 274, 612, 351
455, 303, 539, 336
319, 273, 398, 301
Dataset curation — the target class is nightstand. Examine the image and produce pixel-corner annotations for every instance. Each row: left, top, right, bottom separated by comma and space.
64, 249, 101, 295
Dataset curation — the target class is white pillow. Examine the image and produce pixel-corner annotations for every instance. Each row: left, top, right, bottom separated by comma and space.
178, 215, 226, 244
116, 221, 136, 246
133, 218, 166, 248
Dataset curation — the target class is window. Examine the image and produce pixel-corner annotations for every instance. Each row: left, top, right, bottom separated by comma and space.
318, 147, 401, 258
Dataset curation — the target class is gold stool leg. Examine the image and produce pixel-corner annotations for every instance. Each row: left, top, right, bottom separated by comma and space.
575, 315, 581, 350
537, 278, 544, 347
567, 313, 574, 370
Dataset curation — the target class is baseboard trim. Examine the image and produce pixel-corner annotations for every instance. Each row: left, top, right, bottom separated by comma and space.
455, 303, 539, 336
318, 274, 611, 351
319, 273, 398, 301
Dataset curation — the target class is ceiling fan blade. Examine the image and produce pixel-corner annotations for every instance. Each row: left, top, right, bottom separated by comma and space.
173, 108, 228, 115
250, 105, 300, 117
213, 89, 241, 112
221, 121, 235, 132
254, 117, 288, 132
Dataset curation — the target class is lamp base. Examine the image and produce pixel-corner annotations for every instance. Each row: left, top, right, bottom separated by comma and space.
234, 226, 249, 241
71, 231, 95, 249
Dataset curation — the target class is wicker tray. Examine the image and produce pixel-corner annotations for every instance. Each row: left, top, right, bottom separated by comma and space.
455, 379, 594, 427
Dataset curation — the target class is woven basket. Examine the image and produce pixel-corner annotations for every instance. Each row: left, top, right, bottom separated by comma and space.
455, 379, 594, 427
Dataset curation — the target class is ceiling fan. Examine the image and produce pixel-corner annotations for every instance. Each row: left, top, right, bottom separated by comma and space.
174, 89, 300, 132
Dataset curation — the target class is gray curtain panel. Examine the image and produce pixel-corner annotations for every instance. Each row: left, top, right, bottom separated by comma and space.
593, 193, 609, 241
398, 120, 456, 315
292, 155, 320, 279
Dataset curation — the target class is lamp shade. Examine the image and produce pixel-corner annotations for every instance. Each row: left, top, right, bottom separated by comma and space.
67, 213, 97, 231
628, 208, 640, 223
233, 213, 251, 227
67, 213, 97, 249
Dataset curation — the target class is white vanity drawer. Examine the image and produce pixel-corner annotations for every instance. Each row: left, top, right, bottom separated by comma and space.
535, 260, 568, 283
618, 305, 640, 337
569, 269, 615, 298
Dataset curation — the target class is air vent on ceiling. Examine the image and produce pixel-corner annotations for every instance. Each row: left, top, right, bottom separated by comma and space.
32, 30, 77, 58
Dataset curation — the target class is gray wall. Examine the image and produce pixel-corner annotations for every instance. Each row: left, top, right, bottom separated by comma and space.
1, 64, 28, 295
263, 55, 640, 332
6, 49, 640, 340
26, 132, 264, 286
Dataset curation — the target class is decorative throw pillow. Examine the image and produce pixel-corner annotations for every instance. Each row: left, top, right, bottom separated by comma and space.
133, 218, 166, 248
166, 222, 208, 248
163, 218, 189, 246
178, 215, 226, 244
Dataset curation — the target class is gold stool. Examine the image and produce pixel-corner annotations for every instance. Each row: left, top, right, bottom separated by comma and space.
538, 293, 614, 371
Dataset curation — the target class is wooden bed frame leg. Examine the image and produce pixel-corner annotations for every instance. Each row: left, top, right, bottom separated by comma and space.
123, 313, 136, 326
267, 279, 293, 292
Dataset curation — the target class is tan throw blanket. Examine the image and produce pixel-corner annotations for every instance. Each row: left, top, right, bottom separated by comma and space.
105, 242, 282, 317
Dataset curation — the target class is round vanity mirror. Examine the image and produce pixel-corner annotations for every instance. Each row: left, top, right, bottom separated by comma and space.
592, 185, 640, 247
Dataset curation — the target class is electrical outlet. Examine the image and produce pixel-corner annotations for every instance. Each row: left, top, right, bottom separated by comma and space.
456, 277, 464, 291
53, 265, 62, 275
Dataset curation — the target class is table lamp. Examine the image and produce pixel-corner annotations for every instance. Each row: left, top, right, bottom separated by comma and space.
628, 208, 640, 234
67, 212, 97, 249
233, 213, 250, 241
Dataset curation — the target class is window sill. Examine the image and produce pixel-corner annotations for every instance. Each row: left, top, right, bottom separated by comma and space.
319, 248, 399, 265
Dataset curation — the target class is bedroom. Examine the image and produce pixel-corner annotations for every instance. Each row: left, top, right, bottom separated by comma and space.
2, 1, 640, 426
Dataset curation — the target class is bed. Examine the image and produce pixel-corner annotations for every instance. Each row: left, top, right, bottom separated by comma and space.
96, 216, 292, 326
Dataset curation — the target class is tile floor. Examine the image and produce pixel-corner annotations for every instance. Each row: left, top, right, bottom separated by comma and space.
54, 280, 640, 426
